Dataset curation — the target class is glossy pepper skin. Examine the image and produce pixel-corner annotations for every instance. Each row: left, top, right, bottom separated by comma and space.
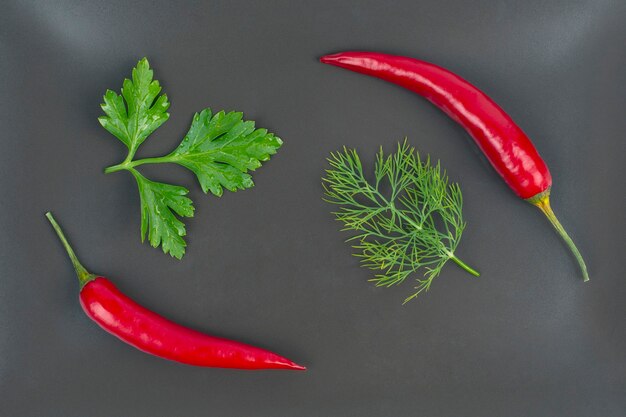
46, 212, 305, 370
320, 52, 551, 199
321, 51, 588, 281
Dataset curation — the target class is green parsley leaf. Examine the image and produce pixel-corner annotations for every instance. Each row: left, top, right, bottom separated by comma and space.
130, 170, 194, 259
165, 109, 283, 196
99, 59, 282, 258
98, 58, 170, 158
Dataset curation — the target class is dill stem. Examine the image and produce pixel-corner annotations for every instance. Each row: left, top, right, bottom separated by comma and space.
450, 255, 480, 277
388, 202, 422, 231
394, 201, 479, 277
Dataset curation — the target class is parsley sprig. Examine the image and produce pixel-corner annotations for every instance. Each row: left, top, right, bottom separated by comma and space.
322, 141, 479, 303
99, 58, 282, 258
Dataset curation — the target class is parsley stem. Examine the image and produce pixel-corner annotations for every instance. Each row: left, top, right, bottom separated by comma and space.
104, 156, 174, 174
104, 163, 129, 174
130, 156, 174, 167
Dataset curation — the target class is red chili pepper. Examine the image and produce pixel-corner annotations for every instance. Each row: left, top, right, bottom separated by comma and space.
321, 51, 588, 281
46, 212, 305, 370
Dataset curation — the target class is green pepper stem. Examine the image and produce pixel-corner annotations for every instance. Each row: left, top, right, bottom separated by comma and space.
450, 255, 480, 277
532, 195, 589, 282
45, 212, 95, 288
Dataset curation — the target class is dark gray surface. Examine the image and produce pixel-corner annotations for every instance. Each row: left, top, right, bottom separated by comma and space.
1, 1, 625, 416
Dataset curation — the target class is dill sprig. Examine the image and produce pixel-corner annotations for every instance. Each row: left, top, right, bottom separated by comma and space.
322, 141, 479, 303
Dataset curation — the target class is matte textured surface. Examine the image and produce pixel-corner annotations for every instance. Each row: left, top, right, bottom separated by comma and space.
1, 1, 625, 416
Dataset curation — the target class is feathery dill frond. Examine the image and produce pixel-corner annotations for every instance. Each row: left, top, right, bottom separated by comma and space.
323, 140, 479, 303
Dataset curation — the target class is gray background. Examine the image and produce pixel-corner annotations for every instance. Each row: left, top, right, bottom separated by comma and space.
1, 1, 625, 416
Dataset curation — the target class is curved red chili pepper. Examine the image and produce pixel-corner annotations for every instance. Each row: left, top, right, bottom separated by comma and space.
321, 51, 588, 281
46, 212, 305, 370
